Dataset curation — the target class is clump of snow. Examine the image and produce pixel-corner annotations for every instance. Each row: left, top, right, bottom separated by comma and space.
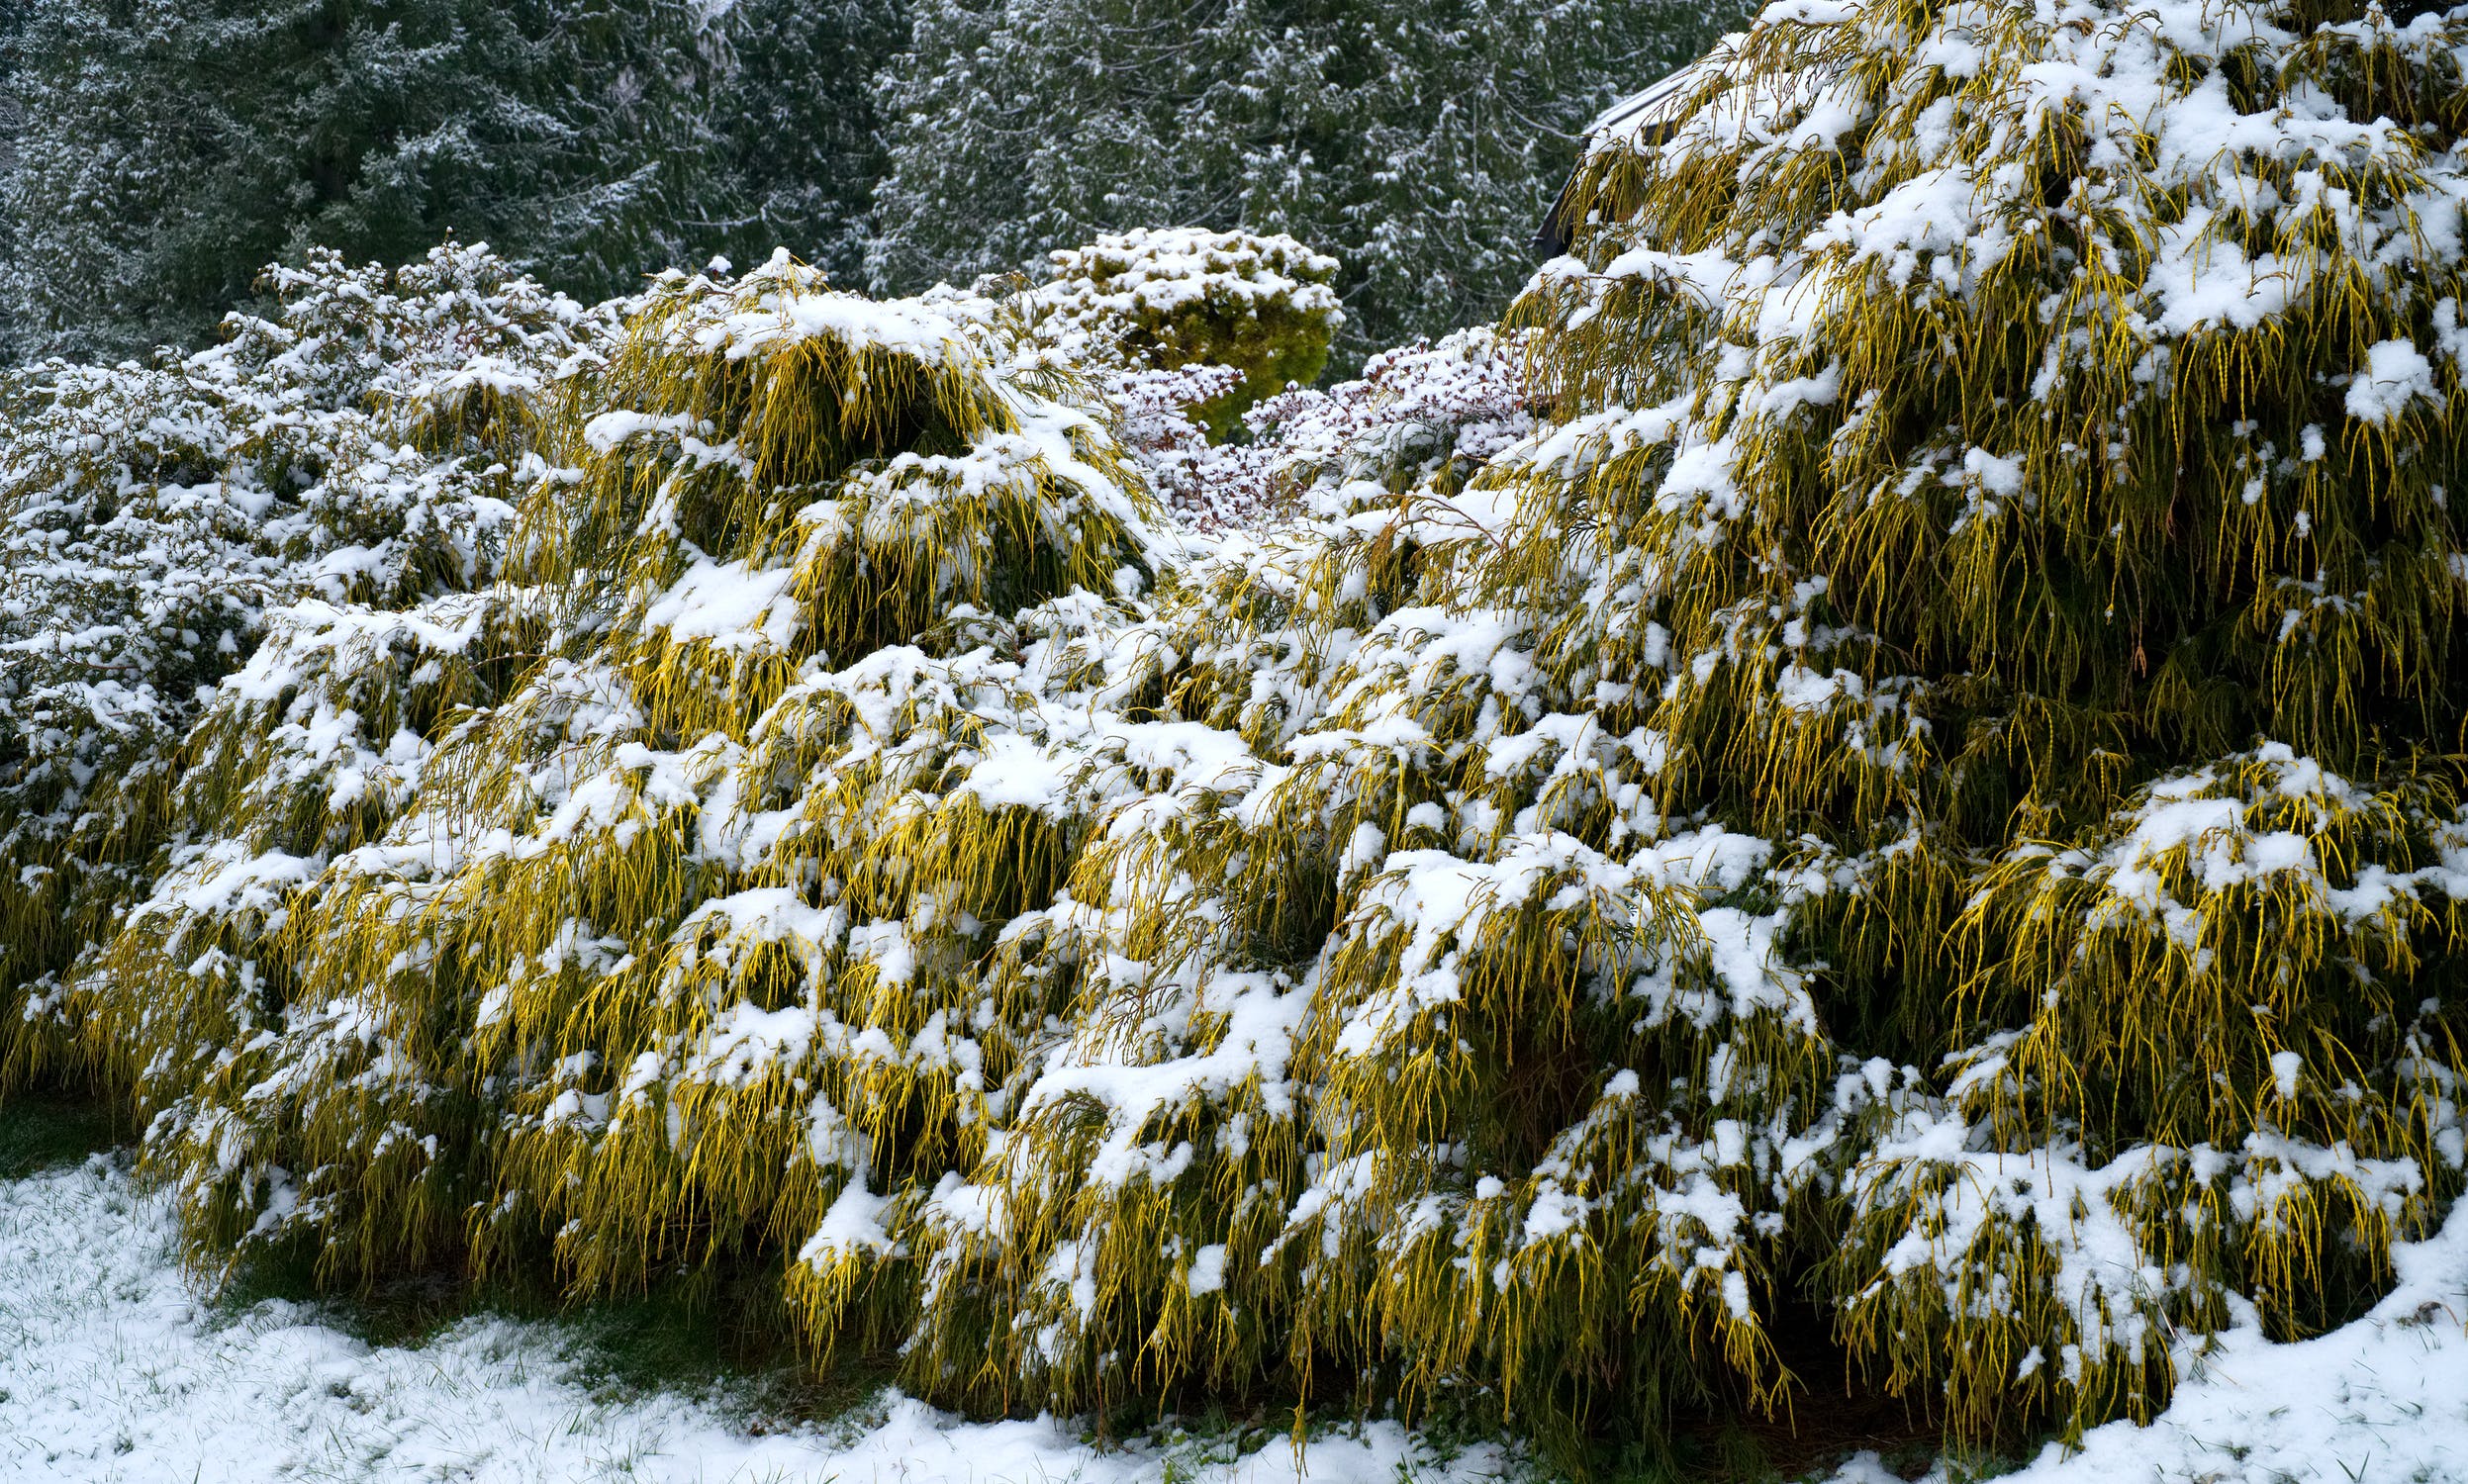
2346, 338, 2439, 425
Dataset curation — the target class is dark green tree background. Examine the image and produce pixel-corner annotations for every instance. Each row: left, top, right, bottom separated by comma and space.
702, 0, 905, 285
0, 0, 1740, 365
0, 0, 718, 357
868, 0, 1740, 358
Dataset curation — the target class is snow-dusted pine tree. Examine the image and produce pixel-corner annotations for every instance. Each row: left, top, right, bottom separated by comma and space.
0, 3, 24, 358
0, 0, 718, 356
868, 0, 1735, 359
703, 0, 907, 286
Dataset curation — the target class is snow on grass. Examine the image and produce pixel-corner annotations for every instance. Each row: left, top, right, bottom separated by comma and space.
0, 1157, 1510, 1484
14, 1150, 2468, 1483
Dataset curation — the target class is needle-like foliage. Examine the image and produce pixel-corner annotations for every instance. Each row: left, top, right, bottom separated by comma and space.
0, 243, 593, 1087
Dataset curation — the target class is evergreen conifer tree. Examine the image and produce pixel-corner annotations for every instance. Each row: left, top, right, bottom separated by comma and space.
703, 0, 906, 285
0, 0, 718, 357
869, 0, 1736, 359
0, 3, 25, 359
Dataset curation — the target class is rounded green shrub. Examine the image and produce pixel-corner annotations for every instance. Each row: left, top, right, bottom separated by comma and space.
1036, 228, 1344, 438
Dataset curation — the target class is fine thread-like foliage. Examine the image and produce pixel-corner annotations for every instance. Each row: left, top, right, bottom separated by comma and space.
1502, 0, 2468, 1441
20, 0, 2468, 1456
30, 238, 1792, 1453
1, 243, 594, 1087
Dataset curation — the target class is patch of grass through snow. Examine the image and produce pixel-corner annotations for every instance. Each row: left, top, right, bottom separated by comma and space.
0, 1086, 123, 1178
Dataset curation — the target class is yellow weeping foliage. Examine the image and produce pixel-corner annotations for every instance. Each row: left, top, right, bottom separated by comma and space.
83, 256, 1164, 1292
1498, 0, 2468, 1446
29, 235, 1824, 1464
24, 2, 2468, 1458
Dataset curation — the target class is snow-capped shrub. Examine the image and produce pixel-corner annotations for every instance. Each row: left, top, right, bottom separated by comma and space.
50, 231, 1766, 1450
1099, 361, 1258, 526
915, 229, 1382, 534
1496, 0, 2468, 1443
83, 249, 1182, 1294
1033, 228, 1343, 438
1124, 327, 1535, 530
1247, 327, 1536, 517
38, 0, 2468, 1438
0, 359, 277, 1063
0, 242, 595, 1080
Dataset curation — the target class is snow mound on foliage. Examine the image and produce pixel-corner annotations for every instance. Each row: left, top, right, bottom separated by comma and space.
1844, 1197, 2468, 1482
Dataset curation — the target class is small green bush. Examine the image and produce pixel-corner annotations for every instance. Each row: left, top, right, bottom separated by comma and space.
1036, 229, 1343, 438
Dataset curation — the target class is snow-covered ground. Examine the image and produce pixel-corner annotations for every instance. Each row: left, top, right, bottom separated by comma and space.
0, 1156, 1508, 1484
1840, 1205, 2468, 1484
10, 1152, 2468, 1483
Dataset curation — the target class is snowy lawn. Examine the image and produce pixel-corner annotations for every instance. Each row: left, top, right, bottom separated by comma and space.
0, 1155, 1508, 1484
10, 1150, 2468, 1483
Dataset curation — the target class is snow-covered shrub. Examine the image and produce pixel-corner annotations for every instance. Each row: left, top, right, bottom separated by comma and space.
1496, 0, 2468, 1443
82, 249, 1182, 1292
0, 242, 598, 1081
44, 0, 2468, 1438
52, 231, 1780, 1450
955, 231, 1517, 539
0, 360, 278, 1066
1247, 327, 1535, 516
1031, 228, 1343, 438
1098, 360, 1260, 526
1125, 327, 1535, 530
